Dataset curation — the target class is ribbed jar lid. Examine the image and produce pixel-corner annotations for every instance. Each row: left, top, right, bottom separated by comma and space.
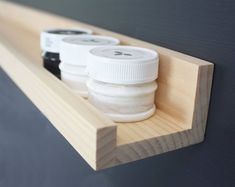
40, 28, 92, 53
60, 35, 120, 66
87, 46, 159, 84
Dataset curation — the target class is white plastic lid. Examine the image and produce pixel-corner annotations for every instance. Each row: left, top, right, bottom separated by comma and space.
40, 28, 93, 53
60, 35, 120, 66
87, 46, 159, 84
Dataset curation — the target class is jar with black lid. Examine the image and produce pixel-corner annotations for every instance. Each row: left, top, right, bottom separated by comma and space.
40, 28, 92, 78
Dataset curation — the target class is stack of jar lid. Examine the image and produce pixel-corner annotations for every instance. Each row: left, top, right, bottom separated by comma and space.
40, 28, 159, 122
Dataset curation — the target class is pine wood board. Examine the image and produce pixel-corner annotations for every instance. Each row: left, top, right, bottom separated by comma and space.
0, 1, 214, 170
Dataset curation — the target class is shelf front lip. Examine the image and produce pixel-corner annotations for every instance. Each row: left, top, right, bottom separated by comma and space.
0, 41, 117, 170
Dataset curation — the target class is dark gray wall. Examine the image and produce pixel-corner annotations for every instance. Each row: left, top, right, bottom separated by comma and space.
1, 0, 235, 187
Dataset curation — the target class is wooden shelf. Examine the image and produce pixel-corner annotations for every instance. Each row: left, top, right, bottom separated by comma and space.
0, 1, 214, 170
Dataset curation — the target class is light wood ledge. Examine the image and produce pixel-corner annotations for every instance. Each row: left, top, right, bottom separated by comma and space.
0, 1, 214, 170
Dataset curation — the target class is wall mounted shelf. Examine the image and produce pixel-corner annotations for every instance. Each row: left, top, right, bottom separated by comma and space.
0, 1, 214, 170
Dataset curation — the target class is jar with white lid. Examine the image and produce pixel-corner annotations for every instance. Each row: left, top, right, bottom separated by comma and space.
40, 28, 92, 78
59, 35, 120, 98
87, 46, 159, 122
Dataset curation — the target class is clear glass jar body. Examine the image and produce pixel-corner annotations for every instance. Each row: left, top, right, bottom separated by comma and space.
60, 63, 88, 98
87, 79, 158, 122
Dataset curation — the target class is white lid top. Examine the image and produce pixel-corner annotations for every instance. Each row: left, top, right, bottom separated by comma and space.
87, 46, 159, 84
60, 35, 120, 66
40, 28, 93, 53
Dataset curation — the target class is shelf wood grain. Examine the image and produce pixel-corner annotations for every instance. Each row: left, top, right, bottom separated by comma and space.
0, 1, 214, 170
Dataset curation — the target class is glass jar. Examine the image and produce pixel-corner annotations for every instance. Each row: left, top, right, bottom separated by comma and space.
59, 35, 120, 98
87, 46, 159, 122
